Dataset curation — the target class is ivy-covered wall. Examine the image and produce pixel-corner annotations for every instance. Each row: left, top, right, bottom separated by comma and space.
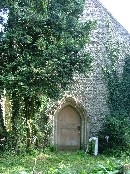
63, 0, 130, 136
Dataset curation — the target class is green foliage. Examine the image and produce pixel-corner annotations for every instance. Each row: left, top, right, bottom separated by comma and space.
100, 55, 130, 151
0, 0, 93, 150
102, 55, 130, 116
100, 35, 130, 152
0, 0, 93, 98
98, 21, 130, 151
0, 151, 130, 174
35, 96, 52, 148
91, 160, 120, 174
121, 56, 130, 114
99, 114, 130, 153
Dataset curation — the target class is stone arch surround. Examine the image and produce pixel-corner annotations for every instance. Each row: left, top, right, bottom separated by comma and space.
53, 97, 90, 150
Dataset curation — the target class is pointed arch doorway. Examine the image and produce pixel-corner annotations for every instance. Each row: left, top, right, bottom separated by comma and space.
53, 97, 88, 151
57, 105, 81, 150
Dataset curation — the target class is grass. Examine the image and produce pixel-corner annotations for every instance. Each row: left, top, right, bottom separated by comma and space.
0, 149, 130, 174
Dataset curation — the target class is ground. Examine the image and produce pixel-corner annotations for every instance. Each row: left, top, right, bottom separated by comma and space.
0, 150, 130, 174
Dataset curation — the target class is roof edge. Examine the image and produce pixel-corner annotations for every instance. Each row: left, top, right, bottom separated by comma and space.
93, 0, 130, 35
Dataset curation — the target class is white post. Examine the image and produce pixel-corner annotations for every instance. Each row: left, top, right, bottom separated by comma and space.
1, 89, 6, 126
89, 137, 98, 156
94, 137, 98, 156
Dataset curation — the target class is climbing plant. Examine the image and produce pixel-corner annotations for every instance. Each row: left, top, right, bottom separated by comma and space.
99, 36, 130, 152
0, 0, 93, 151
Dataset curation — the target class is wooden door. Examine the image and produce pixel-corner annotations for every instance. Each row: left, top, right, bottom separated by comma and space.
57, 105, 81, 150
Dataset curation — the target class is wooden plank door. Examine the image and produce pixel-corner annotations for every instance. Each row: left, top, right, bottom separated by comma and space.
57, 105, 81, 150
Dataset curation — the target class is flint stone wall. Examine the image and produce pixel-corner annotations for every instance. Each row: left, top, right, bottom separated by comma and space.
66, 0, 130, 136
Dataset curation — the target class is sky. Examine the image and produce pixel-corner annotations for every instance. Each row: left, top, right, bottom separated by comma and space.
99, 0, 130, 32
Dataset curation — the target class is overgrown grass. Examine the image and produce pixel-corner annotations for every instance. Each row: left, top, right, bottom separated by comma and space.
0, 149, 130, 174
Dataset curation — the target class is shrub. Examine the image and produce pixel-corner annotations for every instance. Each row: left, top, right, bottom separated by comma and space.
91, 159, 120, 174
98, 113, 130, 153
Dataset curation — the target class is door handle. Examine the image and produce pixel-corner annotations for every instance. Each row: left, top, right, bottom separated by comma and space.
77, 126, 80, 130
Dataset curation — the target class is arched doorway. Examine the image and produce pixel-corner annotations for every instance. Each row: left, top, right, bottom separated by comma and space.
57, 105, 81, 150
53, 97, 89, 151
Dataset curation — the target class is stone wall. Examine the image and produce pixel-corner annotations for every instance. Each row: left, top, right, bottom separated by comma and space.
66, 0, 130, 136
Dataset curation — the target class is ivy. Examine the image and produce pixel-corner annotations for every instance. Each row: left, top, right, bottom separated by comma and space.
0, 0, 93, 151
99, 34, 130, 152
